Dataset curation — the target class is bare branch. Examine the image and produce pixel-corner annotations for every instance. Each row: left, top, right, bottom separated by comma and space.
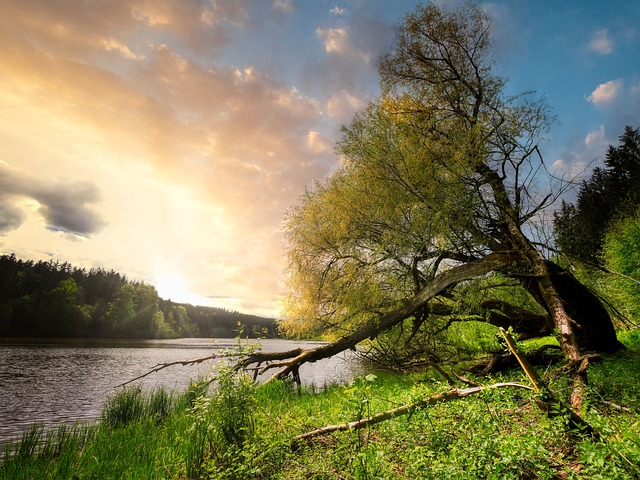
116, 353, 223, 388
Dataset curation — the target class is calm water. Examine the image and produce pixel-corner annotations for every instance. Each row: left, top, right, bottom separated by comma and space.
0, 338, 363, 446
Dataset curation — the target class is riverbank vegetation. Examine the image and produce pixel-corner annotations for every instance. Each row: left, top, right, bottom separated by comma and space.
1, 329, 639, 479
0, 254, 277, 339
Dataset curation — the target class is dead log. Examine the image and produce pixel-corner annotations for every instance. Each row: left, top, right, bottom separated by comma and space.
294, 382, 533, 443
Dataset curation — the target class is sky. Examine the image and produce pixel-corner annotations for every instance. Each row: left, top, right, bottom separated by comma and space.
1, 0, 639, 318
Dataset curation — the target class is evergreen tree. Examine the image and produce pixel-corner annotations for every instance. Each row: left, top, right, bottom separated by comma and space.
555, 126, 640, 261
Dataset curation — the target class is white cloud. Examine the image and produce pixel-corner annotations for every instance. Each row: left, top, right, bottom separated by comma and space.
330, 6, 346, 16
587, 28, 614, 55
587, 79, 624, 107
584, 125, 608, 151
307, 131, 334, 155
316, 26, 349, 54
551, 125, 612, 182
273, 0, 294, 14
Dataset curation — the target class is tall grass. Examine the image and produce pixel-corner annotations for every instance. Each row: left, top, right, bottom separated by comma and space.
100, 385, 181, 428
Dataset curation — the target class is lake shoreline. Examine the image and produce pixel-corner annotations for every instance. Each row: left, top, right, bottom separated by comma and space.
0, 338, 363, 448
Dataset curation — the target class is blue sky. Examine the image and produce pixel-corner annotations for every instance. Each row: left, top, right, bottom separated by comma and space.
0, 0, 638, 316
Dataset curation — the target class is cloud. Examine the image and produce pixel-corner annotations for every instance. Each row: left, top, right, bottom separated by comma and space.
0, 0, 253, 62
0, 163, 106, 238
35, 183, 106, 238
587, 28, 614, 55
307, 131, 334, 155
587, 79, 624, 107
273, 0, 294, 14
326, 90, 367, 123
0, 202, 25, 235
586, 77, 640, 138
316, 26, 350, 55
302, 10, 395, 112
551, 126, 608, 182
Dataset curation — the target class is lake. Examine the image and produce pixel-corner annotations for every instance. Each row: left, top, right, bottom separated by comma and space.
0, 337, 364, 447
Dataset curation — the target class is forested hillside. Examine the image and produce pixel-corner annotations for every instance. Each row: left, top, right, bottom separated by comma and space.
0, 254, 278, 339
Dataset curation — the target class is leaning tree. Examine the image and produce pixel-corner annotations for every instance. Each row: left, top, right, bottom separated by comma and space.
240, 1, 624, 408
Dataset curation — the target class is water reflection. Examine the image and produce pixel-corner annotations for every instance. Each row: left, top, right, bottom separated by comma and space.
0, 338, 364, 446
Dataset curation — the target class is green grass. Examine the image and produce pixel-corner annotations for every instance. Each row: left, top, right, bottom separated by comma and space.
2, 330, 640, 479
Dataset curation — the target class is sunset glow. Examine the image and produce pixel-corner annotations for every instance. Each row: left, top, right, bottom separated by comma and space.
0, 1, 638, 317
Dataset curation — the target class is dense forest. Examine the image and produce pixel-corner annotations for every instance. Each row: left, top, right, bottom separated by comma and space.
0, 254, 278, 339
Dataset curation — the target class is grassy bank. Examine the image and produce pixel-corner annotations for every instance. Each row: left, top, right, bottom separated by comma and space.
2, 330, 640, 479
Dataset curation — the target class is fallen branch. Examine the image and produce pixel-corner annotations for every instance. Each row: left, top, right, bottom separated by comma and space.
295, 382, 533, 442
116, 344, 300, 388
498, 328, 597, 438
116, 353, 223, 388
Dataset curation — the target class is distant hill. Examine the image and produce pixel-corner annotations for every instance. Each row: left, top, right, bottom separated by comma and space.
0, 253, 278, 339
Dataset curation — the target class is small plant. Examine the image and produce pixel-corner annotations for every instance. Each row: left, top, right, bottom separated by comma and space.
213, 367, 256, 449
185, 393, 213, 478
14, 424, 44, 460
183, 347, 259, 476
146, 387, 172, 422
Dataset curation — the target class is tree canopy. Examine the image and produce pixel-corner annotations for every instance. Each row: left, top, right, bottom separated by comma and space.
278, 0, 623, 377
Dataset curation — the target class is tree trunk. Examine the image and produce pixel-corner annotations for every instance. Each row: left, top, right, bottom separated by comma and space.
239, 251, 520, 380
522, 261, 625, 354
522, 255, 624, 411
547, 262, 625, 353
480, 299, 554, 339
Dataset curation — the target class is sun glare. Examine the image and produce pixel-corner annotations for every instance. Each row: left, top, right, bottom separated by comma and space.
154, 272, 206, 306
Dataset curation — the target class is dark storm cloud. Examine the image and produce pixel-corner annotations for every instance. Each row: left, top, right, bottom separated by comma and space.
0, 162, 106, 237
34, 183, 106, 237
0, 201, 25, 234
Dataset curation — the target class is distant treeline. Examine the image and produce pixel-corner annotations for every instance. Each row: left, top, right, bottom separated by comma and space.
0, 254, 278, 339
